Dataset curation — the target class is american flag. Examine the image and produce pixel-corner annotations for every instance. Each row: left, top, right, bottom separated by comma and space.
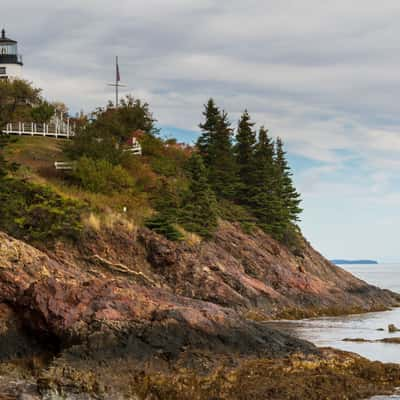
116, 57, 120, 82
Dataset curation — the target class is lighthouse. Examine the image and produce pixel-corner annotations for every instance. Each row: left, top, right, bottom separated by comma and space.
0, 29, 23, 80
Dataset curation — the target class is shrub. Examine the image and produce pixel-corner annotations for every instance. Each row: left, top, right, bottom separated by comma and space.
145, 214, 183, 241
73, 156, 134, 194
30, 101, 55, 123
0, 177, 85, 243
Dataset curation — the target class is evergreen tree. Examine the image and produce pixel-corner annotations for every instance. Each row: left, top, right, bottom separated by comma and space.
250, 127, 285, 236
208, 110, 238, 198
197, 98, 220, 165
179, 153, 218, 238
145, 179, 185, 242
145, 215, 183, 241
274, 137, 302, 222
235, 110, 257, 203
197, 100, 238, 199
153, 178, 183, 224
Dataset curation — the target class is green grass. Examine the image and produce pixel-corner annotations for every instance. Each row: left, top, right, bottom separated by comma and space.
3, 136, 153, 227
4, 136, 66, 171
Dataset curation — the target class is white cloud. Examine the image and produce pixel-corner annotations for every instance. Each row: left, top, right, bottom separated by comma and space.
4, 0, 400, 259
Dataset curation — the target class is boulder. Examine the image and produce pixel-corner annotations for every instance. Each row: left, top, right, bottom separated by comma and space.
388, 324, 400, 333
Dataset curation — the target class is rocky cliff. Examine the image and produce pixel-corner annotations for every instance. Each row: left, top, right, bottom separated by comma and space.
45, 221, 400, 318
0, 224, 399, 399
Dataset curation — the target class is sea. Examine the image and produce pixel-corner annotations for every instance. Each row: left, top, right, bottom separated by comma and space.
269, 263, 400, 399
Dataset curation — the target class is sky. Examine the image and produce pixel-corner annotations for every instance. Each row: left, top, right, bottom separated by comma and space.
3, 0, 400, 261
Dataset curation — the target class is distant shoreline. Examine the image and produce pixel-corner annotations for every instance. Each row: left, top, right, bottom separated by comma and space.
331, 259, 378, 265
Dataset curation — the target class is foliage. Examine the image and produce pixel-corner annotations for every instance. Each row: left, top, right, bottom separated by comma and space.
73, 156, 135, 194
197, 98, 220, 165
249, 127, 285, 238
145, 214, 183, 241
0, 84, 305, 249
104, 95, 158, 140
145, 154, 218, 240
0, 177, 84, 242
145, 178, 186, 240
275, 137, 303, 222
63, 123, 124, 165
235, 110, 257, 203
30, 101, 55, 123
0, 134, 21, 181
216, 199, 257, 233
197, 100, 238, 199
140, 133, 165, 157
196, 101, 302, 245
179, 153, 218, 238
64, 95, 157, 164
0, 79, 41, 130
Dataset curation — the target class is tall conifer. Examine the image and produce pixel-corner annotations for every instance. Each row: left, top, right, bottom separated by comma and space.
250, 127, 284, 235
275, 137, 302, 222
197, 100, 238, 199
235, 110, 257, 202
197, 98, 220, 165
180, 153, 218, 237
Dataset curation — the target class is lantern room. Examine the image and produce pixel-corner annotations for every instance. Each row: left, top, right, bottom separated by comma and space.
0, 29, 23, 80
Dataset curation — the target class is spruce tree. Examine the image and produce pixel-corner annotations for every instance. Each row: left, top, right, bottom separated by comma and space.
208, 110, 238, 199
250, 127, 283, 236
197, 98, 220, 165
235, 110, 257, 203
197, 100, 238, 199
275, 137, 302, 222
180, 153, 218, 238
145, 179, 184, 241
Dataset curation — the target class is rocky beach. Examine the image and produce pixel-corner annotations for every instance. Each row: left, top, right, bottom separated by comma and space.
0, 224, 400, 399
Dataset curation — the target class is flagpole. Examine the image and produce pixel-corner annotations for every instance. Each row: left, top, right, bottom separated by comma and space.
116, 56, 119, 108
107, 56, 125, 108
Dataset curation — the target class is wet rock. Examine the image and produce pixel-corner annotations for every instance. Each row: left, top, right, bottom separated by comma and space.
17, 277, 317, 361
343, 337, 400, 344
388, 324, 400, 333
0, 377, 40, 400
380, 337, 400, 344
343, 338, 372, 342
1, 226, 400, 398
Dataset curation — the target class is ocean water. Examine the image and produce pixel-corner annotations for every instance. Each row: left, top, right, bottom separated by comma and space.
270, 264, 400, 363
270, 264, 400, 399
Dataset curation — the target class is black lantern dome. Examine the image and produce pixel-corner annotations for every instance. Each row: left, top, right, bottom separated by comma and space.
0, 29, 23, 65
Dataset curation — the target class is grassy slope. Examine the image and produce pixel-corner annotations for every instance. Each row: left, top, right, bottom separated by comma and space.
4, 136, 152, 226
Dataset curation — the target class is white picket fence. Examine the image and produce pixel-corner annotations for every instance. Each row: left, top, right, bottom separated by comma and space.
54, 161, 75, 170
125, 142, 142, 156
4, 121, 75, 138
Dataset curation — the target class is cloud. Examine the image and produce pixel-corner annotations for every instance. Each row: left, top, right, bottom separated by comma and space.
3, 0, 400, 259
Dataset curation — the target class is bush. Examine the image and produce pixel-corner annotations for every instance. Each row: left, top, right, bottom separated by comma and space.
145, 214, 183, 241
73, 156, 134, 194
0, 177, 84, 242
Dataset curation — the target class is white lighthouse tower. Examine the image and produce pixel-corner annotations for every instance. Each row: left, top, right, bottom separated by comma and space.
0, 29, 23, 80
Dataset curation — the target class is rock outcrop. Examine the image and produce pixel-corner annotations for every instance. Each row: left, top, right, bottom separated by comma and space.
45, 221, 400, 318
0, 224, 399, 398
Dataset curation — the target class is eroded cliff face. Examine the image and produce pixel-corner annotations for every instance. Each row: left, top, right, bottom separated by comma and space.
0, 228, 316, 362
0, 224, 399, 399
44, 221, 400, 319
